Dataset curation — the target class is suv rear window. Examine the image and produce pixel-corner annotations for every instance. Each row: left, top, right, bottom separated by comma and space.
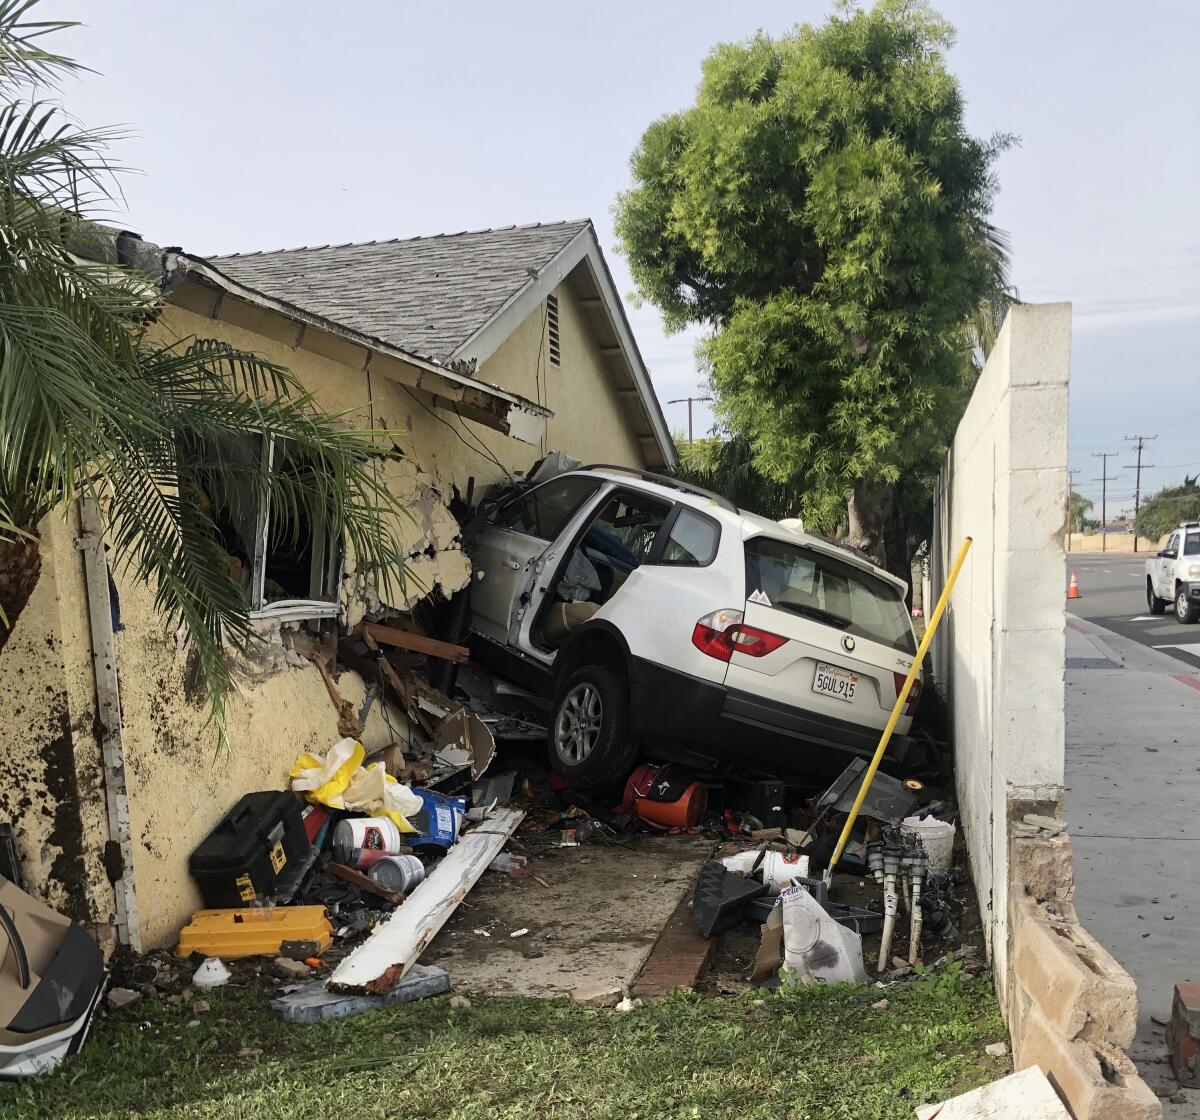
744, 536, 916, 654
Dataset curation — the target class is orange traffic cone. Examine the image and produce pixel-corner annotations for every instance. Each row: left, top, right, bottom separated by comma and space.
1067, 571, 1081, 600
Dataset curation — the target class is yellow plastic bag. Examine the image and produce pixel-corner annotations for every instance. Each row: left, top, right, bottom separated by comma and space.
289, 737, 364, 809
344, 762, 421, 834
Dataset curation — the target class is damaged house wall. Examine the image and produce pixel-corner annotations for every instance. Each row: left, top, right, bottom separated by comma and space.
0, 263, 662, 950
0, 507, 116, 935
930, 302, 1070, 994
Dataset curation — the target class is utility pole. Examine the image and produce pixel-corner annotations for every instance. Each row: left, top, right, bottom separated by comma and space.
667, 396, 713, 444
1092, 451, 1117, 553
1124, 434, 1157, 552
1066, 468, 1080, 553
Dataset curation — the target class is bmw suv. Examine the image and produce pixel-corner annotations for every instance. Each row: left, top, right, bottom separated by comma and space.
465, 465, 921, 788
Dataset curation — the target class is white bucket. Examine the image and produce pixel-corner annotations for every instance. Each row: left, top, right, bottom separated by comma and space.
367, 853, 425, 894
333, 816, 404, 869
720, 850, 811, 894
901, 816, 956, 875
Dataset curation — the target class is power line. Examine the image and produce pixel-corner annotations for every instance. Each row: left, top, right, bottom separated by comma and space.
1123, 434, 1157, 552
1092, 451, 1118, 553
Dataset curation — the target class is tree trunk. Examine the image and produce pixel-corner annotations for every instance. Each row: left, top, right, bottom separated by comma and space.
0, 534, 42, 653
846, 480, 914, 606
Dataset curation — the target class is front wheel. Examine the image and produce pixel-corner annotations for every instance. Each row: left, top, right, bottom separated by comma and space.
549, 665, 638, 790
1176, 587, 1200, 624
1148, 579, 1168, 615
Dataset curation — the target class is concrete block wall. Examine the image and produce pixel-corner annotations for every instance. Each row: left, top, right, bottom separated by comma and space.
930, 302, 1071, 991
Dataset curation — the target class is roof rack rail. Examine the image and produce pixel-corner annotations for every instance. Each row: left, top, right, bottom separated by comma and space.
578, 464, 738, 514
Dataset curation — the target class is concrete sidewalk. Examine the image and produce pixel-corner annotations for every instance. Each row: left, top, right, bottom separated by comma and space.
1066, 616, 1200, 1115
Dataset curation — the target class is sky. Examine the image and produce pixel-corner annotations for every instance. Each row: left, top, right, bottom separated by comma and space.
53, 1, 1199, 521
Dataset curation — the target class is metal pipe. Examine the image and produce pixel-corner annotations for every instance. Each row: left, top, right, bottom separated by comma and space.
827, 536, 973, 879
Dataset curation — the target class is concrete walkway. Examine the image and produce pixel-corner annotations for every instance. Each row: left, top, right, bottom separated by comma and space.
1066, 616, 1200, 1115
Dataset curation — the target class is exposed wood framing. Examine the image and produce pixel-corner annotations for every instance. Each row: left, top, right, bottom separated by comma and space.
76, 499, 141, 951
356, 622, 469, 663
330, 807, 525, 994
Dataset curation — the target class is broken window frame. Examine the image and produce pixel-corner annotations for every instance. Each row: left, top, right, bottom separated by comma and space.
195, 433, 343, 623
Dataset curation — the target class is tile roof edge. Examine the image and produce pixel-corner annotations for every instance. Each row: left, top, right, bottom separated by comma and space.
208, 218, 594, 261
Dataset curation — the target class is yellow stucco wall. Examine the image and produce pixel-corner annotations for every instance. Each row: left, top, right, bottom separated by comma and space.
0, 275, 657, 950
0, 508, 116, 932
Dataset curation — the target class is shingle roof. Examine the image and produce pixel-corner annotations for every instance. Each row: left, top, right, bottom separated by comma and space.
208, 220, 591, 365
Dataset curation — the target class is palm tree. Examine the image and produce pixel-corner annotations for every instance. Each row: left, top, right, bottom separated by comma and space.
0, 1, 410, 737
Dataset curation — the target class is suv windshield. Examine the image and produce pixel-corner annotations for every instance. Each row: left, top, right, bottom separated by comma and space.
744, 536, 916, 654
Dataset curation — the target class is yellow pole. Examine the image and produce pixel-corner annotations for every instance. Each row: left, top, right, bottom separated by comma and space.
826, 536, 973, 875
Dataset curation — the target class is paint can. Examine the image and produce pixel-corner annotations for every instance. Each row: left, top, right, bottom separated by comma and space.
901, 817, 956, 875
332, 816, 404, 869
367, 853, 426, 894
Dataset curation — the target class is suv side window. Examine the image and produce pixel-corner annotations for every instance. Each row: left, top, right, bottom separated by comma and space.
490, 476, 601, 541
583, 491, 671, 570
1167, 531, 1181, 556
658, 507, 720, 566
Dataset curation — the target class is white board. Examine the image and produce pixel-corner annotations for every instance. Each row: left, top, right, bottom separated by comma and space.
330, 807, 524, 993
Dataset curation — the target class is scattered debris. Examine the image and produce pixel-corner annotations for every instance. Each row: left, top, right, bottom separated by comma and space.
448, 994, 472, 1010
271, 965, 451, 1023
985, 1040, 1009, 1057
191, 958, 232, 989
615, 996, 644, 1012
916, 1066, 1070, 1119
267, 957, 313, 981
106, 988, 141, 1010
509, 928, 529, 938
330, 808, 525, 994
571, 984, 622, 1008
176, 905, 332, 959
781, 884, 866, 984
692, 862, 767, 938
872, 998, 890, 1011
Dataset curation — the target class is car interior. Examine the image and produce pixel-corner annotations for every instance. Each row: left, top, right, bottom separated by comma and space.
534, 490, 671, 650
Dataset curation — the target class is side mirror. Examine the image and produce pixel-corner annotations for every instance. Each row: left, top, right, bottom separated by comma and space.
1161, 549, 1177, 559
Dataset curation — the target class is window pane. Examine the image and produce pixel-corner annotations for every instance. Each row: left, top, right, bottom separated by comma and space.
494, 476, 600, 541
744, 536, 915, 653
1186, 535, 1200, 556
583, 494, 669, 569
660, 508, 719, 566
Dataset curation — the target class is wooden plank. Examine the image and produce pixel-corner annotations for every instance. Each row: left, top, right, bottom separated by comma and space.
357, 622, 469, 663
306, 653, 363, 739
330, 808, 525, 994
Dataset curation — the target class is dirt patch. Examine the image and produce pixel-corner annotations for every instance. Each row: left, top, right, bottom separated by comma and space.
419, 834, 713, 996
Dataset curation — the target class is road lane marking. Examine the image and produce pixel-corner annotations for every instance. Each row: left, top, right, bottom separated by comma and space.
1160, 643, 1200, 656
1129, 615, 1157, 621
1173, 674, 1200, 691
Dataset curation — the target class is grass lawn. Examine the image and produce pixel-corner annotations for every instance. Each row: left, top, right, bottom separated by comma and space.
0, 964, 1007, 1119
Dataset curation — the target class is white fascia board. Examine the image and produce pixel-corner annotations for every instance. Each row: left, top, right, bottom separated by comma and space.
448, 227, 677, 469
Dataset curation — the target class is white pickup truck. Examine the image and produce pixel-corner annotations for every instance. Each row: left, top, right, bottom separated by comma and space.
1146, 522, 1200, 623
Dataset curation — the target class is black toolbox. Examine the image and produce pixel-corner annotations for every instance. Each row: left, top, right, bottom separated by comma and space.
188, 791, 311, 908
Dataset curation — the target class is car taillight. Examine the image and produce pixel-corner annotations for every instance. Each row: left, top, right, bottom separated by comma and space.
893, 671, 923, 716
692, 609, 788, 662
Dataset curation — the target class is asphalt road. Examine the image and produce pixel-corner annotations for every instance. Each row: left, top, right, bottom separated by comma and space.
1066, 551, 1200, 670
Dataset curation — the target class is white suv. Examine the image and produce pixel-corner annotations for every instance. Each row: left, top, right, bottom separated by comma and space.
1146, 522, 1200, 623
465, 466, 921, 788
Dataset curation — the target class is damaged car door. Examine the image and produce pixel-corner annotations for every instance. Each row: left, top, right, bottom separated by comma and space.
469, 475, 602, 646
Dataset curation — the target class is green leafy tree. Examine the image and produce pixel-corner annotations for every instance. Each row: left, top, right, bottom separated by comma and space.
674, 432, 807, 522
0, 2, 409, 736
1069, 491, 1094, 534
615, 0, 1010, 582
1135, 479, 1200, 543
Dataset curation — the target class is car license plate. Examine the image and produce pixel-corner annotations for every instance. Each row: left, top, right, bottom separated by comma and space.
813, 661, 859, 703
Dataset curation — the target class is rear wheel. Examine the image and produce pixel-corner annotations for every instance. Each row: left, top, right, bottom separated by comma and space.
1148, 579, 1168, 615
549, 665, 639, 790
1176, 586, 1200, 624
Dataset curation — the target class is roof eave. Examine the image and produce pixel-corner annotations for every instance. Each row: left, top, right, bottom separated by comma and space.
448, 224, 677, 470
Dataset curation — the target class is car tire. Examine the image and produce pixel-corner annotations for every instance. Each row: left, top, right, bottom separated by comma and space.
548, 665, 639, 790
1176, 586, 1200, 624
1148, 579, 1168, 615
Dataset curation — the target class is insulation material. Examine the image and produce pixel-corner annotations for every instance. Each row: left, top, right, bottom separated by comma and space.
915, 1067, 1071, 1119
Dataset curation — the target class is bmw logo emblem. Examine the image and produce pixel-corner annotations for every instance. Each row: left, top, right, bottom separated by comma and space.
842, 635, 855, 653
